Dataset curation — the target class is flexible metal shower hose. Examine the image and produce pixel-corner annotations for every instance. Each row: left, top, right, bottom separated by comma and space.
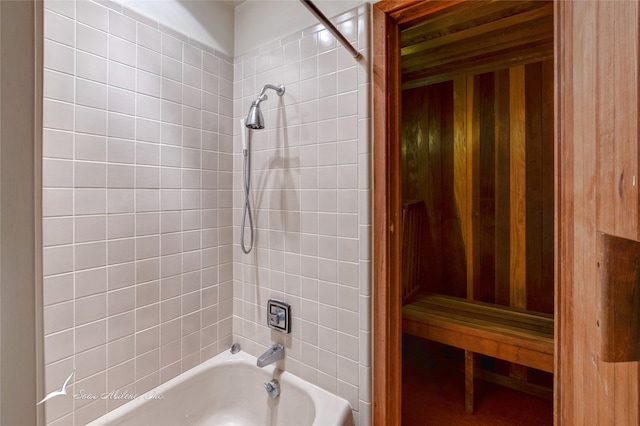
240, 148, 253, 254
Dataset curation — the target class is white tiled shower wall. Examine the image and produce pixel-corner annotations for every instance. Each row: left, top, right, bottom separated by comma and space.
42, 1, 372, 425
42, 0, 234, 424
232, 6, 372, 425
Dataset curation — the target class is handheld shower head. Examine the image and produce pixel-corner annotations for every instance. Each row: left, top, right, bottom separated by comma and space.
245, 84, 285, 130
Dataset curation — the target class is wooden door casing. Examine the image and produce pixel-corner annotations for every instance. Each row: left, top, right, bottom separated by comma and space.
556, 1, 640, 424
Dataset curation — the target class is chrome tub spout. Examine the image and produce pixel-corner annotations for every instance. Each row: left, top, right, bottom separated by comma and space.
257, 343, 284, 367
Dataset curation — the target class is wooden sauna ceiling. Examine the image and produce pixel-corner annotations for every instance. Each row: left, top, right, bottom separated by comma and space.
401, 1, 553, 90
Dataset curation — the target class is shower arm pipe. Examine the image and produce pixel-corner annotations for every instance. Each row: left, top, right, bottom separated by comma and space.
299, 0, 362, 61
257, 84, 285, 98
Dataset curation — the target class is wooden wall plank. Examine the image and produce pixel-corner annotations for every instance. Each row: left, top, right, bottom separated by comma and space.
477, 72, 496, 303
438, 81, 464, 295
428, 84, 445, 292
467, 76, 480, 300
494, 69, 511, 307
400, 86, 427, 203
524, 62, 545, 312
454, 77, 470, 299
402, 86, 441, 293
402, 83, 464, 295
509, 66, 531, 387
509, 65, 527, 309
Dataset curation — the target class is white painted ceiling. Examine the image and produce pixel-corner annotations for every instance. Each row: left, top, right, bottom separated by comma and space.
224, 0, 245, 8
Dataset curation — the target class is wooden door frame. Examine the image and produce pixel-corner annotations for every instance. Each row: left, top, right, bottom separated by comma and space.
372, 1, 564, 424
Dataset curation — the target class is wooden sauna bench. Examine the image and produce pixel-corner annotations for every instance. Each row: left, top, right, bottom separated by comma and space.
403, 293, 554, 413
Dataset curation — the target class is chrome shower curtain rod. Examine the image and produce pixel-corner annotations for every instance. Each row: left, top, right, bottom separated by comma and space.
299, 0, 362, 60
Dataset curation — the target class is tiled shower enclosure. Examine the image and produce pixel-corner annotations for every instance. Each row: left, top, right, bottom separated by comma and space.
41, 1, 371, 424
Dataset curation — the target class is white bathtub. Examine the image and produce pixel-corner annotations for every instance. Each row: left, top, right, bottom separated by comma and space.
87, 349, 354, 426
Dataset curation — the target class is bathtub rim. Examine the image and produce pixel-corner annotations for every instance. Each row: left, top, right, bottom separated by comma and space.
85, 348, 353, 426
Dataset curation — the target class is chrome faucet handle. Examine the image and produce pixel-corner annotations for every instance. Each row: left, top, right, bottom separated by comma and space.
269, 309, 285, 327
264, 379, 280, 398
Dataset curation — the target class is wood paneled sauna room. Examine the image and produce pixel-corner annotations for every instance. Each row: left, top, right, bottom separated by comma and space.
374, 0, 640, 424
401, 1, 555, 423
373, 0, 640, 424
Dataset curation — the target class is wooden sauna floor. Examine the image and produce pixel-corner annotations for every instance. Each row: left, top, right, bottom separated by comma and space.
402, 335, 553, 426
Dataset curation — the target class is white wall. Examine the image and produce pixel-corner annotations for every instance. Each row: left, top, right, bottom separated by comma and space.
42, 1, 235, 423
232, 5, 372, 424
117, 0, 234, 57
234, 0, 369, 56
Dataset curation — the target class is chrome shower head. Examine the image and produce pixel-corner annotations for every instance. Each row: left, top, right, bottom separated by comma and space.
246, 100, 265, 130
245, 84, 285, 130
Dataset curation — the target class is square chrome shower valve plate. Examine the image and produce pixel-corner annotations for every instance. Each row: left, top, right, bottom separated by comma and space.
267, 299, 291, 334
